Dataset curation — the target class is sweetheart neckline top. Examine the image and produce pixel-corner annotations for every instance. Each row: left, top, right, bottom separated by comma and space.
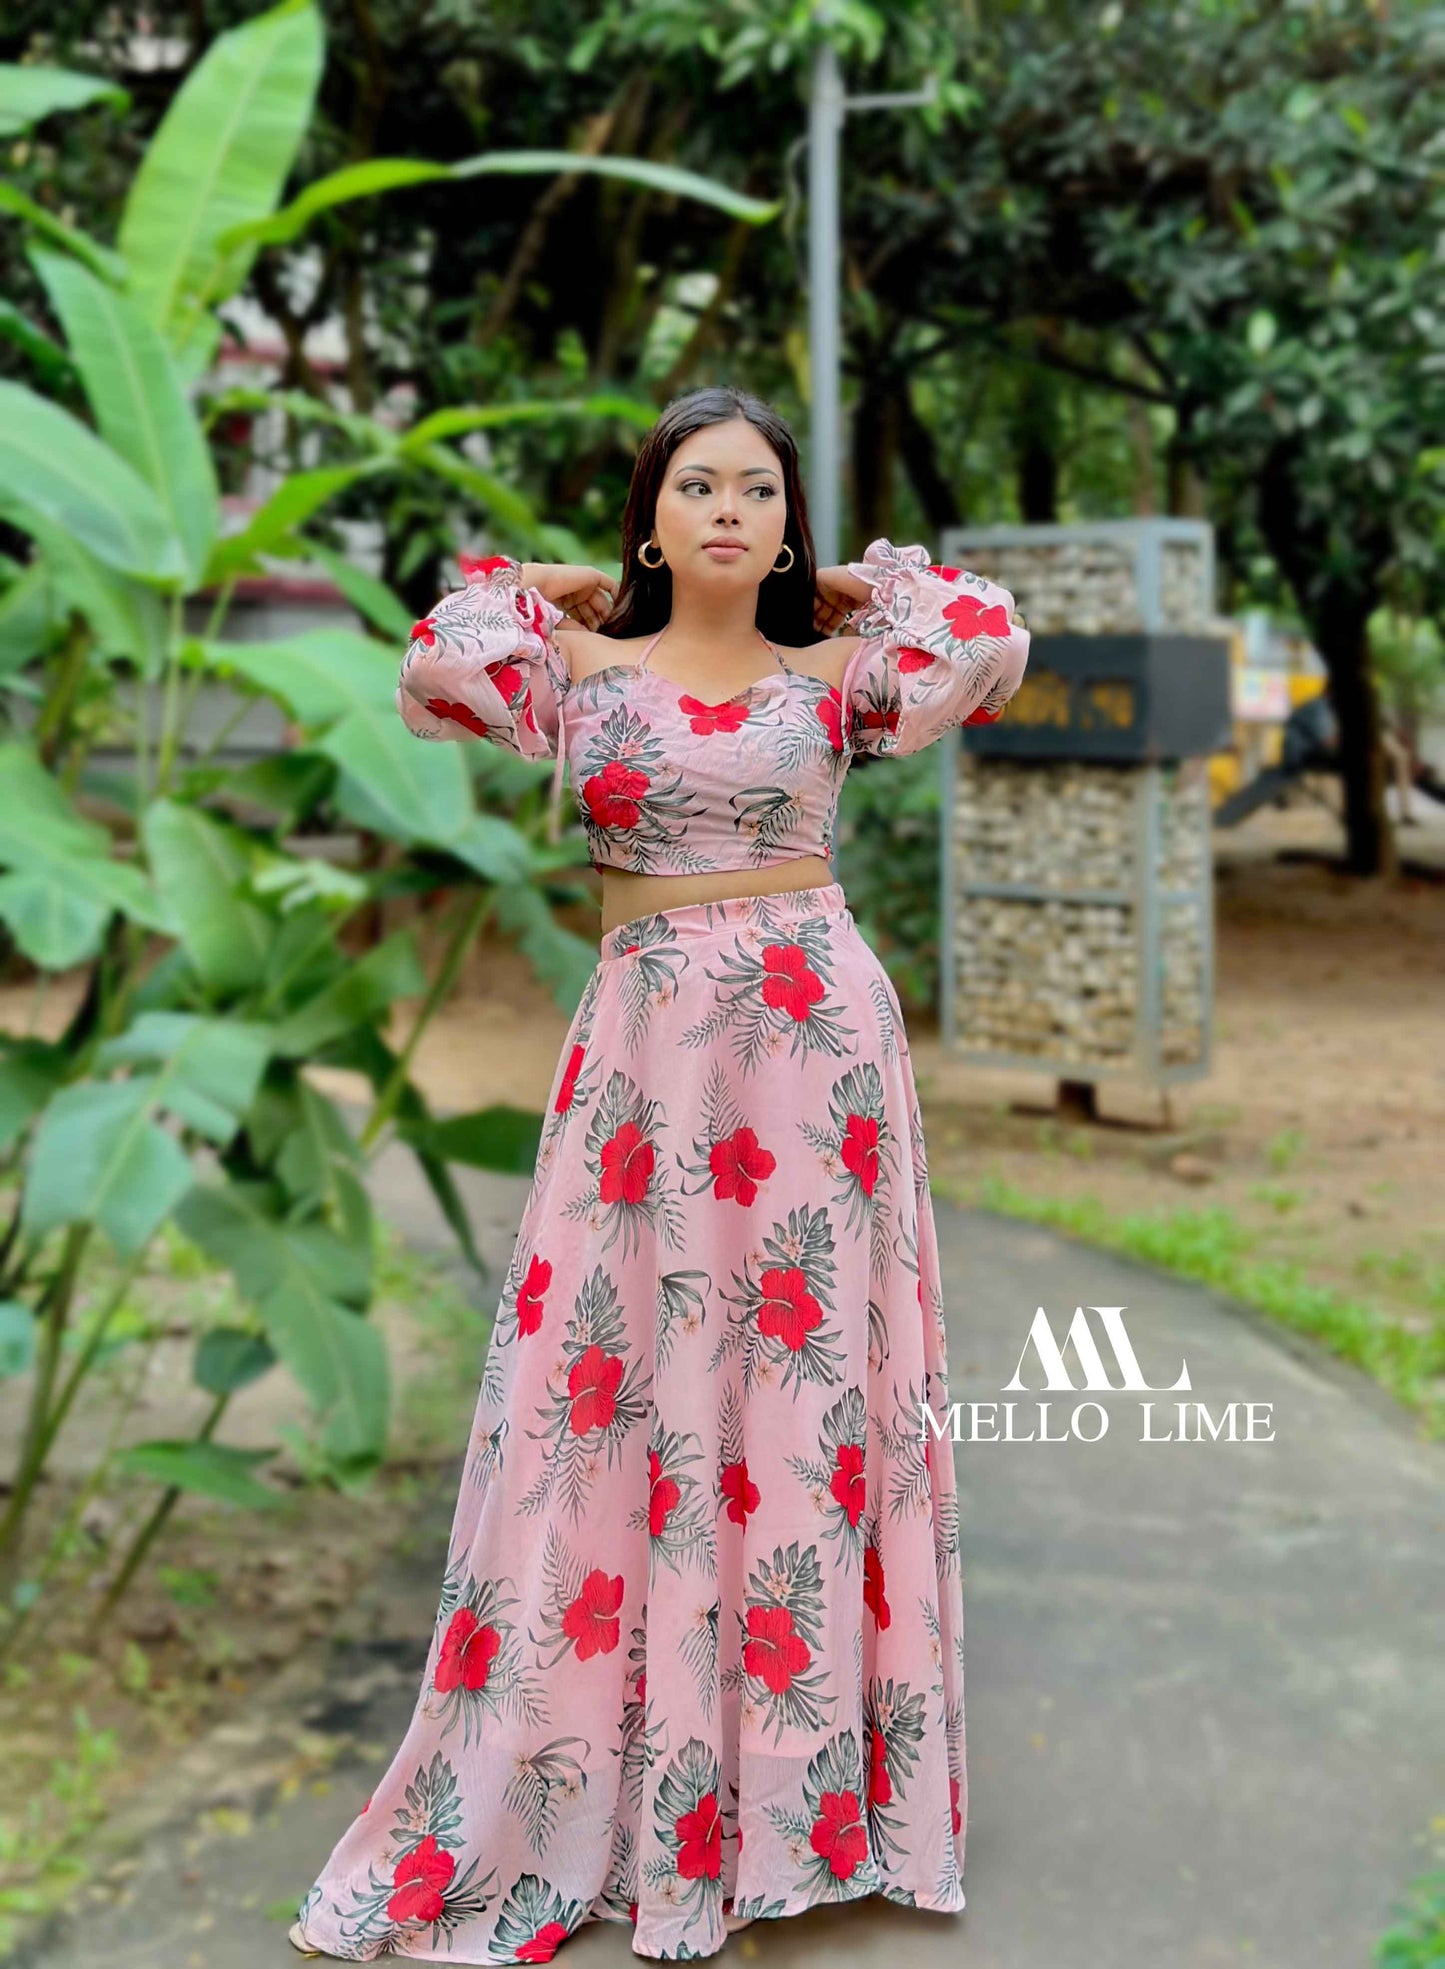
395, 541, 1032, 878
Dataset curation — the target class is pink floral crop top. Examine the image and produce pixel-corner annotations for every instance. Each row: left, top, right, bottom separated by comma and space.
395, 539, 1030, 875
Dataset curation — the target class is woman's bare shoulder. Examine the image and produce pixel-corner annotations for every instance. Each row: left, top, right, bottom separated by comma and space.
554, 622, 651, 687
777, 634, 864, 690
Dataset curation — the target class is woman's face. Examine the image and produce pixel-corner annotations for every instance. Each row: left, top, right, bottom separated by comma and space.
649, 416, 788, 586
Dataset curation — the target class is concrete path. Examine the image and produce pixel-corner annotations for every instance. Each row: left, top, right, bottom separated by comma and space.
9, 1141, 1442, 1969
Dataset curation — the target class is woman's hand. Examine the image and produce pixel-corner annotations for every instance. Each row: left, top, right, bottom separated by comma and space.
521, 563, 618, 629
813, 564, 874, 635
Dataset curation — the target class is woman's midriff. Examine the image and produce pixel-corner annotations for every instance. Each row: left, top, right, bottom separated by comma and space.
598, 856, 837, 935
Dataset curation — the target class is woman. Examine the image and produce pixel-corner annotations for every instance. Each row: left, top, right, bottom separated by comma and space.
292, 385, 1029, 1963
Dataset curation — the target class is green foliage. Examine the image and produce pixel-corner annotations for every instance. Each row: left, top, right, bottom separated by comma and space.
0, 0, 762, 1636
1374, 1865, 1445, 1969
835, 743, 946, 1013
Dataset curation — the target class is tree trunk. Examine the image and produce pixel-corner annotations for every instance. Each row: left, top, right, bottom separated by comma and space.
1254, 437, 1395, 876
1312, 600, 1396, 876
852, 363, 900, 545
1015, 360, 1060, 523
897, 380, 961, 535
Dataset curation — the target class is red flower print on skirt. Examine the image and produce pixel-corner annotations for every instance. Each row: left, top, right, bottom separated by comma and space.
555, 1042, 586, 1113
810, 1788, 869, 1878
648, 1445, 682, 1535
567, 1344, 624, 1434
743, 1602, 811, 1695
387, 1835, 454, 1923
674, 1790, 723, 1879
720, 1457, 760, 1526
757, 1265, 824, 1352
710, 1124, 775, 1205
761, 943, 825, 1022
516, 1253, 551, 1336
433, 1607, 500, 1693
600, 1119, 654, 1205
560, 1566, 623, 1659
840, 1112, 880, 1193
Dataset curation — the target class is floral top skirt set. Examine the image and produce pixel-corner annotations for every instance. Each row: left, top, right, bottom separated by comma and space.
294, 541, 1030, 1962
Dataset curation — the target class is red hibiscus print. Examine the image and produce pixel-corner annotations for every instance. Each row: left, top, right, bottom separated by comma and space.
720, 1457, 760, 1526
840, 1113, 880, 1194
515, 587, 551, 637
924, 1434, 933, 1474
963, 701, 1003, 726
942, 592, 1011, 642
810, 1788, 869, 1879
756, 1266, 823, 1352
561, 1567, 624, 1659
816, 687, 846, 753
628, 1901, 638, 1925
927, 563, 963, 581
516, 1253, 551, 1337
680, 694, 751, 735
635, 1670, 646, 1704
517, 1921, 571, 1962
361, 1793, 373, 1812
459, 552, 514, 580
675, 1789, 722, 1879
567, 1344, 624, 1434
409, 616, 437, 647
433, 1607, 501, 1693
387, 1834, 455, 1924
829, 1441, 866, 1526
484, 657, 523, 702
950, 1774, 963, 1835
760, 943, 825, 1022
898, 646, 935, 674
742, 1603, 811, 1693
584, 758, 651, 831
710, 1125, 776, 1206
863, 1543, 891, 1629
599, 1120, 654, 1205
852, 700, 899, 746
422, 695, 491, 737
554, 1043, 585, 1114
649, 1447, 681, 1536
867, 1727, 891, 1807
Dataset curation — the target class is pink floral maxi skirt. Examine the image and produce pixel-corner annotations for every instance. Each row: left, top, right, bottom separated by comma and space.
296, 882, 967, 1962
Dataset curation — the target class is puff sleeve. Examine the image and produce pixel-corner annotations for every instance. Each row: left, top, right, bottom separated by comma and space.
396, 553, 569, 760
839, 538, 1030, 758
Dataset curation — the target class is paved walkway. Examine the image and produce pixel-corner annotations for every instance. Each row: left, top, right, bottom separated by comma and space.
9, 1140, 1442, 1969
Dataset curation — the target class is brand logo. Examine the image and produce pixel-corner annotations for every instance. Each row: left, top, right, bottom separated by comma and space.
920, 1306, 1274, 1445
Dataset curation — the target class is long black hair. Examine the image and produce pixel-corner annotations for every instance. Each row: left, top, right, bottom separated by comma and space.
601, 386, 818, 649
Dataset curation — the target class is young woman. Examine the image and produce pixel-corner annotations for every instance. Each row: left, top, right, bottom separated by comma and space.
292, 385, 1029, 1963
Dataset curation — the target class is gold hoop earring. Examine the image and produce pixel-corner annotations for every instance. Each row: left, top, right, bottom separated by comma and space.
638, 540, 666, 570
771, 544, 795, 575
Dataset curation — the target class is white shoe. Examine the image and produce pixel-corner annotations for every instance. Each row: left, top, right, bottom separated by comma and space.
724, 1906, 755, 1932
289, 1919, 324, 1957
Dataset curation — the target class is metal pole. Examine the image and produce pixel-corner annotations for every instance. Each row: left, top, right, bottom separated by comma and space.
807, 38, 843, 567
805, 15, 937, 568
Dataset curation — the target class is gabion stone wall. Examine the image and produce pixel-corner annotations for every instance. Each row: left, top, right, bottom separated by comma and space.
942, 520, 1218, 1088
949, 755, 1211, 1075
941, 528, 1212, 635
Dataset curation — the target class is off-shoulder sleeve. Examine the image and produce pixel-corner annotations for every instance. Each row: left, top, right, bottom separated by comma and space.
839, 538, 1030, 758
395, 553, 568, 760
